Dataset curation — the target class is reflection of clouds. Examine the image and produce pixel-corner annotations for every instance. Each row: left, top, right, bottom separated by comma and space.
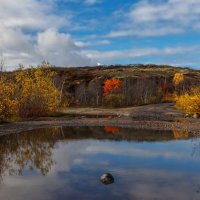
119, 169, 200, 200
49, 140, 92, 175
1, 168, 200, 200
0, 176, 68, 200
85, 140, 194, 161
1, 138, 200, 199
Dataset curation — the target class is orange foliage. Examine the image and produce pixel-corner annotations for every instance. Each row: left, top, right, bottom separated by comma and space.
103, 79, 122, 96
173, 131, 189, 139
104, 126, 120, 134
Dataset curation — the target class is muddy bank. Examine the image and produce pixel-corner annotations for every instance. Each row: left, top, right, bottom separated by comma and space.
0, 103, 199, 136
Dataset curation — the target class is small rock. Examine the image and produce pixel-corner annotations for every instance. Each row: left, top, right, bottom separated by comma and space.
193, 114, 199, 119
100, 173, 114, 185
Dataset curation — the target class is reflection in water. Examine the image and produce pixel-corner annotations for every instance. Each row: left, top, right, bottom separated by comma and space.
0, 127, 60, 177
104, 126, 120, 134
0, 127, 199, 200
173, 131, 189, 139
191, 140, 200, 159
100, 173, 114, 185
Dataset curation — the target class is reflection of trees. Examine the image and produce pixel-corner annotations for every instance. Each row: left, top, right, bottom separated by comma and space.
0, 126, 197, 179
0, 127, 61, 178
104, 126, 120, 134
173, 131, 189, 139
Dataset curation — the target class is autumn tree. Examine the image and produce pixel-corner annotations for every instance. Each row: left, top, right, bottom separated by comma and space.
15, 64, 60, 117
173, 73, 184, 86
103, 79, 124, 107
0, 76, 18, 120
173, 72, 185, 95
103, 79, 122, 96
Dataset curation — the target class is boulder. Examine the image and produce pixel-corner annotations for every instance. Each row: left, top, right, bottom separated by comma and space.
100, 173, 114, 185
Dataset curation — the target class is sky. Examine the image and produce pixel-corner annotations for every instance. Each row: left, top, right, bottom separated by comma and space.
1, 0, 200, 70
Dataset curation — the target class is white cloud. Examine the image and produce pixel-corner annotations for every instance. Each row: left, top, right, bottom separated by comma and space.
2, 29, 92, 68
85, 46, 199, 62
0, 0, 67, 30
84, 0, 101, 5
75, 39, 110, 47
107, 27, 183, 38
0, 0, 92, 70
0, 26, 32, 51
36, 29, 91, 67
108, 0, 200, 37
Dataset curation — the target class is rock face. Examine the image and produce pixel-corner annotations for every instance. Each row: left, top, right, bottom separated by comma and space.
100, 173, 114, 185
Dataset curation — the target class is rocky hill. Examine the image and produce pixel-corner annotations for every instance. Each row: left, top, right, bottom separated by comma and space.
52, 64, 200, 107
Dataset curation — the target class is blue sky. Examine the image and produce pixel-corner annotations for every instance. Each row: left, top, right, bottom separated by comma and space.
1, 0, 200, 70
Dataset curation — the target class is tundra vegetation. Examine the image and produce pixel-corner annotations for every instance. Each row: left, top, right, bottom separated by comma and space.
0, 64, 200, 121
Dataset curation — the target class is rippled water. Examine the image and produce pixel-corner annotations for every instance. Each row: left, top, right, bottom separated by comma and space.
0, 126, 200, 200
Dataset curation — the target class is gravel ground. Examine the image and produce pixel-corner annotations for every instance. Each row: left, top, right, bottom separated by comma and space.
0, 103, 199, 136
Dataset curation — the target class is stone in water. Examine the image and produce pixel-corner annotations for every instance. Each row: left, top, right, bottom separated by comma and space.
100, 173, 114, 185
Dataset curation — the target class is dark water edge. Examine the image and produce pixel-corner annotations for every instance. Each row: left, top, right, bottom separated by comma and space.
0, 126, 200, 200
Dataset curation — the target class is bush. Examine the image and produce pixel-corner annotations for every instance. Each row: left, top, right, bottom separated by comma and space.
15, 65, 60, 117
104, 94, 125, 107
103, 79, 122, 96
175, 87, 200, 114
0, 63, 61, 121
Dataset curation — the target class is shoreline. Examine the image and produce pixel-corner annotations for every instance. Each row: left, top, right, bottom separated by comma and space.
0, 117, 200, 136
0, 103, 200, 136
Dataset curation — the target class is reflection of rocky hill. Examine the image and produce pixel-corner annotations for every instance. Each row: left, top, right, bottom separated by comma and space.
0, 126, 194, 178
58, 126, 192, 141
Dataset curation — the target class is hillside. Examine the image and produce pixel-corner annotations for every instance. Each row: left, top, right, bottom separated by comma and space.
51, 64, 200, 107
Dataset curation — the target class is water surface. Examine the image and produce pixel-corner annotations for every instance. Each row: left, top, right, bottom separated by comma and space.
0, 126, 199, 200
